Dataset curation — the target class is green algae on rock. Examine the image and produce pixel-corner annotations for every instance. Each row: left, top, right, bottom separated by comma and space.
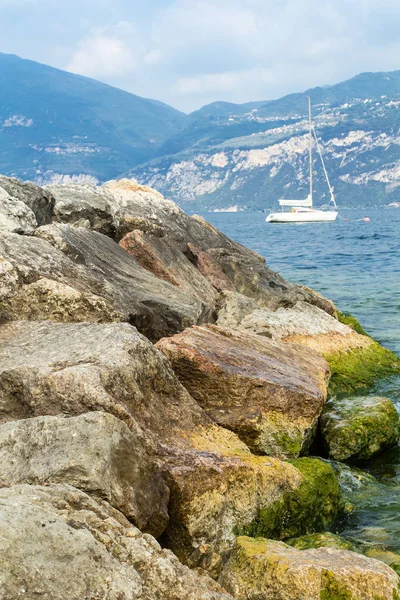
320, 396, 400, 463
219, 536, 400, 600
337, 311, 369, 337
327, 341, 400, 395
238, 458, 343, 540
286, 532, 357, 552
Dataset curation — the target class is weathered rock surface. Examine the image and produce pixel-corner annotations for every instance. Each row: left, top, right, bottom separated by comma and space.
217, 296, 400, 394
0, 226, 210, 339
0, 320, 342, 566
72, 178, 335, 314
320, 396, 400, 462
0, 186, 37, 233
45, 182, 115, 236
220, 536, 400, 600
0, 411, 168, 536
120, 228, 217, 310
0, 484, 232, 600
157, 325, 330, 457
0, 175, 54, 226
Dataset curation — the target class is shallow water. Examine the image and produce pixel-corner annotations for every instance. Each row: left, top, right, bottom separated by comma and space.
202, 207, 400, 553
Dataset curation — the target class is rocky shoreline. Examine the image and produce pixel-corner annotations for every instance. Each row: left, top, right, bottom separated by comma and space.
1, 176, 400, 599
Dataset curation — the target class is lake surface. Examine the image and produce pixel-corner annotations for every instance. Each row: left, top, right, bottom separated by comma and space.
203, 208, 400, 354
202, 207, 400, 553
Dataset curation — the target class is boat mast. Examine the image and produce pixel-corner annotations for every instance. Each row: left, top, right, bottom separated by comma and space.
308, 96, 313, 207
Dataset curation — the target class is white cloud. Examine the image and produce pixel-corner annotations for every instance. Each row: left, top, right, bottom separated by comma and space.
4, 0, 400, 111
66, 21, 139, 79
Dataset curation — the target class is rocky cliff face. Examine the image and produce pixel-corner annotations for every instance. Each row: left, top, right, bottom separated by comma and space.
1, 175, 399, 599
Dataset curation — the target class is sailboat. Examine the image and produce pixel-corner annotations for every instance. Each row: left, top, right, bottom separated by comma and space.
266, 98, 338, 223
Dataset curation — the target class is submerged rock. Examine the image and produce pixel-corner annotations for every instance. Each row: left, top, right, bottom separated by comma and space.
320, 396, 400, 462
220, 536, 400, 600
0, 484, 231, 600
286, 532, 357, 552
157, 324, 329, 458
0, 411, 168, 536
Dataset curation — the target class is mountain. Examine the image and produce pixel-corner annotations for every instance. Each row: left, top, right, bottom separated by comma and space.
2, 54, 400, 209
0, 53, 187, 184
130, 70, 400, 210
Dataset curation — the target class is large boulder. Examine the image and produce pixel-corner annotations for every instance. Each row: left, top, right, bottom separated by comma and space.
0, 411, 168, 536
0, 484, 232, 600
0, 175, 54, 226
0, 226, 211, 340
0, 321, 342, 567
320, 396, 400, 462
45, 182, 115, 236
219, 536, 400, 600
157, 325, 329, 458
103, 179, 336, 314
217, 296, 400, 394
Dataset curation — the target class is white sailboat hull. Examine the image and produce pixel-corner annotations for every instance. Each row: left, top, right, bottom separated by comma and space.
266, 210, 338, 223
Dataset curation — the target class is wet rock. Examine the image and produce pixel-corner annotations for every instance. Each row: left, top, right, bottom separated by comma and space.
320, 396, 400, 462
239, 457, 343, 540
0, 320, 341, 566
45, 182, 115, 236
0, 411, 168, 536
157, 325, 329, 458
0, 175, 54, 226
0, 226, 209, 340
286, 532, 357, 552
220, 536, 400, 600
0, 484, 231, 600
0, 186, 37, 233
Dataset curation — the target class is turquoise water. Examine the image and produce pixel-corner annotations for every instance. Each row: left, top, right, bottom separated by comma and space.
203, 208, 400, 554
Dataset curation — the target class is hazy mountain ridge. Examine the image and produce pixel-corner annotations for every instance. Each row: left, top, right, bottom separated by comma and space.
2, 53, 400, 209
131, 71, 400, 210
0, 52, 187, 184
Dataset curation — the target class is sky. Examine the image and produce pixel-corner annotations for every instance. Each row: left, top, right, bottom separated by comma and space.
1, 0, 400, 113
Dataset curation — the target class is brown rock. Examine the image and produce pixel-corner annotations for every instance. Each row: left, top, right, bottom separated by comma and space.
157, 325, 329, 458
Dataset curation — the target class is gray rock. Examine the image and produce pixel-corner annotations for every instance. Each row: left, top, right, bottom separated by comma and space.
0, 411, 168, 536
0, 484, 231, 600
0, 186, 37, 233
46, 182, 115, 236
0, 175, 54, 226
0, 320, 339, 568
0, 226, 211, 340
105, 179, 335, 314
